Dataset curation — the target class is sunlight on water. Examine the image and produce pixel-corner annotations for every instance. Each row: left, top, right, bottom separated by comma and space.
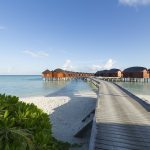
117, 82, 150, 95
0, 76, 95, 97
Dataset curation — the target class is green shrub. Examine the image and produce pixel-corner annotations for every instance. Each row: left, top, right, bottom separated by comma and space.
0, 94, 70, 150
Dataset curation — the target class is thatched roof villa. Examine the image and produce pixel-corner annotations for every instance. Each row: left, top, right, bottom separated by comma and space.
123, 66, 149, 78
95, 66, 150, 79
42, 69, 53, 78
148, 69, 150, 78
52, 68, 68, 78
95, 70, 108, 77
95, 69, 122, 77
42, 68, 93, 80
108, 69, 122, 77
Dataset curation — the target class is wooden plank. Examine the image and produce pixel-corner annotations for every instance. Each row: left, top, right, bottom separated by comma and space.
89, 78, 150, 150
74, 119, 93, 138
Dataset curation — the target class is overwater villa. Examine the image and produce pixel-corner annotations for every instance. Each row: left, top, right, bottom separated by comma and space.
95, 67, 150, 79
95, 68, 122, 77
53, 68, 68, 79
148, 69, 150, 78
42, 68, 94, 80
123, 67, 149, 78
42, 66, 150, 81
107, 69, 122, 77
95, 70, 108, 77
42, 69, 53, 78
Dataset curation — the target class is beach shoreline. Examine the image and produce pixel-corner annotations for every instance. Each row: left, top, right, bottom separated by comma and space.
20, 90, 97, 150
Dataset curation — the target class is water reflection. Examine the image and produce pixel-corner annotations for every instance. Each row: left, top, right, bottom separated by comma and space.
43, 80, 70, 89
117, 82, 150, 95
0, 75, 97, 97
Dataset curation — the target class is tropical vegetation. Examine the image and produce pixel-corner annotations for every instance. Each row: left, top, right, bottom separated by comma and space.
0, 94, 70, 150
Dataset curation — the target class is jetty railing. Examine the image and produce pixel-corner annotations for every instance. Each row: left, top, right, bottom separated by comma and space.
88, 77, 100, 150
95, 76, 149, 82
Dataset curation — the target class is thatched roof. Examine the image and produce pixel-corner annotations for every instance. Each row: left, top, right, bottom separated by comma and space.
99, 70, 108, 74
95, 70, 107, 75
124, 67, 147, 73
108, 69, 121, 73
42, 68, 96, 76
65, 71, 70, 73
42, 69, 51, 74
95, 69, 122, 76
53, 68, 65, 72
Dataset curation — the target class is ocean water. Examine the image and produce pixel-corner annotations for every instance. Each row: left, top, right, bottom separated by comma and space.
117, 82, 150, 95
0, 75, 95, 97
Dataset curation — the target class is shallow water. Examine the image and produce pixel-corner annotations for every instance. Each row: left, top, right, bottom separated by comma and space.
116, 81, 150, 95
0, 75, 96, 97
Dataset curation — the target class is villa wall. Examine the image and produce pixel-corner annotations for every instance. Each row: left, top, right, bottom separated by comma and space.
42, 72, 53, 78
108, 71, 122, 77
143, 70, 149, 78
123, 70, 149, 78
52, 72, 66, 78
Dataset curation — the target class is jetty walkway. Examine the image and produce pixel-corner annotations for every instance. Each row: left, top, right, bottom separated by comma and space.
89, 77, 150, 150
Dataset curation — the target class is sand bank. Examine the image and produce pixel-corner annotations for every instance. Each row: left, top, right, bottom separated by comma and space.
20, 90, 97, 150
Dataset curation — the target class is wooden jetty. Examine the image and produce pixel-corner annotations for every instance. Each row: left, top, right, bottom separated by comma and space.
88, 77, 150, 150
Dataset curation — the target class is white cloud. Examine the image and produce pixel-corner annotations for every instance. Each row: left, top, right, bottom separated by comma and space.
23, 50, 49, 58
119, 0, 150, 6
63, 59, 73, 70
91, 59, 116, 71
61, 59, 116, 72
103, 59, 115, 69
91, 65, 102, 71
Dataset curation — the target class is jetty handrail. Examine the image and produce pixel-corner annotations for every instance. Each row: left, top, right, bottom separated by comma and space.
88, 78, 101, 150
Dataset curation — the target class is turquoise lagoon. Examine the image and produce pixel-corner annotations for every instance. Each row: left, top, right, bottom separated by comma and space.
0, 75, 95, 97
1, 75, 149, 98
117, 81, 150, 95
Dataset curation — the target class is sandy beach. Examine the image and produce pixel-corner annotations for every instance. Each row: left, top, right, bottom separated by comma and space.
20, 88, 97, 150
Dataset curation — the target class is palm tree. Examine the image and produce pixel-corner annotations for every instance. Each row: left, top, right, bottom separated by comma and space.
0, 125, 34, 150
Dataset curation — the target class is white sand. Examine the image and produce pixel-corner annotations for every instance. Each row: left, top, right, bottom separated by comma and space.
20, 91, 97, 150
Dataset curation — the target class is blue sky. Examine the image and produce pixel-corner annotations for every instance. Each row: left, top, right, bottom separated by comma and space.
0, 0, 150, 74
